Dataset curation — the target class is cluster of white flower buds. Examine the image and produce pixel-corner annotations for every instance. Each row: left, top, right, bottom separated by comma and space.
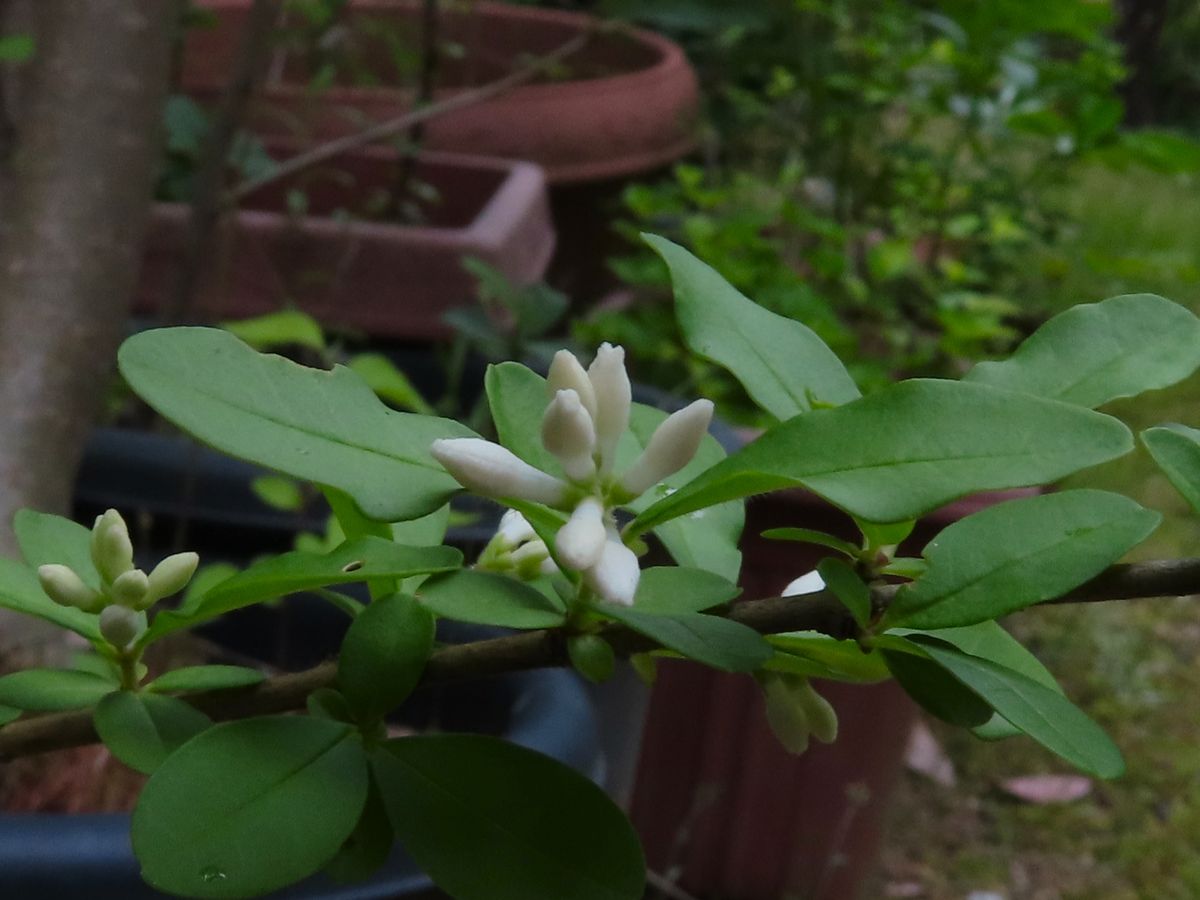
432, 344, 714, 606
37, 509, 199, 651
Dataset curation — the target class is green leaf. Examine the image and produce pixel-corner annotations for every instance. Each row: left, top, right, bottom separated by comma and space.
913, 638, 1125, 778
595, 603, 772, 672
0, 558, 100, 640
964, 294, 1200, 408
1142, 424, 1200, 515
250, 475, 304, 512
0, 668, 113, 711
132, 716, 369, 898
816, 558, 871, 627
13, 509, 102, 589
417, 570, 566, 629
0, 705, 22, 727
629, 380, 1132, 533
118, 327, 473, 521
0, 33, 34, 62
645, 234, 860, 419
148, 665, 265, 694
881, 644, 992, 727
766, 633, 891, 683
486, 361, 743, 582
221, 310, 326, 352
633, 566, 740, 614
762, 527, 859, 557
887, 490, 1160, 629
898, 621, 1063, 740
339, 594, 434, 722
93, 691, 211, 774
372, 735, 645, 900
149, 537, 461, 642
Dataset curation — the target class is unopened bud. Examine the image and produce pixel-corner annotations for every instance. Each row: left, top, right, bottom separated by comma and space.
761, 673, 812, 755
542, 389, 597, 483
618, 399, 714, 497
556, 497, 606, 570
547, 350, 597, 422
432, 438, 569, 507
510, 540, 551, 579
145, 552, 199, 606
587, 344, 631, 475
110, 569, 150, 608
568, 634, 616, 683
585, 532, 640, 607
796, 679, 838, 744
99, 604, 144, 650
90, 509, 134, 585
37, 564, 101, 612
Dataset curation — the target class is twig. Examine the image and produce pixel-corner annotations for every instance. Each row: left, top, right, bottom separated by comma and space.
2, 558, 1199, 760
165, 0, 280, 324
388, 0, 440, 220
226, 25, 598, 204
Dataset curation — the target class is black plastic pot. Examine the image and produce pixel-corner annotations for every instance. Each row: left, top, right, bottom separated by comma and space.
0, 659, 602, 899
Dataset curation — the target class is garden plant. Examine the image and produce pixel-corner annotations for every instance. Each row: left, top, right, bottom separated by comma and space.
4, 235, 1200, 898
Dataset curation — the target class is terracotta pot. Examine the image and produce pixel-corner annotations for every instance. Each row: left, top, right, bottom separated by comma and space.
137, 146, 554, 338
184, 0, 699, 186
631, 488, 1038, 900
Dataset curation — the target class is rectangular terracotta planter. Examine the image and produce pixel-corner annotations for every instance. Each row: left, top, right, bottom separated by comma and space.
137, 146, 555, 339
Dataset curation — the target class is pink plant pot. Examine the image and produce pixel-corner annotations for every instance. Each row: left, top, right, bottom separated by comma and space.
184, 0, 700, 186
138, 146, 555, 338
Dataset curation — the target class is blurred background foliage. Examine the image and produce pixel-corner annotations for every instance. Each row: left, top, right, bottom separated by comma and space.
562, 0, 1200, 424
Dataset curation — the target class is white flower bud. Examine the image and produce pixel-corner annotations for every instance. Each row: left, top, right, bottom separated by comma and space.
618, 399, 714, 497
496, 510, 537, 549
542, 389, 597, 483
587, 344, 631, 475
556, 497, 606, 570
783, 570, 826, 597
585, 532, 640, 607
90, 509, 134, 585
99, 604, 144, 650
432, 438, 569, 507
37, 564, 101, 612
110, 569, 150, 608
144, 552, 199, 607
547, 350, 597, 422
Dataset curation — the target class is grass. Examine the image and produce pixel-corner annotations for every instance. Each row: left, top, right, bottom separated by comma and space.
869, 160, 1200, 899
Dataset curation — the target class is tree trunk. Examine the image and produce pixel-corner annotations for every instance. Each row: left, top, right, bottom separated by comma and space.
0, 0, 176, 645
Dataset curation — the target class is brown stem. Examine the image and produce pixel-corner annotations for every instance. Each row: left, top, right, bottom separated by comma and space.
3, 558, 1200, 759
387, 0, 440, 220
226, 25, 598, 205
164, 0, 280, 324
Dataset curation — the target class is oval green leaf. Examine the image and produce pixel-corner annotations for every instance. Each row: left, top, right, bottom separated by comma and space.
132, 716, 368, 898
1142, 424, 1200, 514
912, 637, 1125, 778
0, 668, 113, 711
645, 233, 861, 419
965, 294, 1200, 408
0, 558, 100, 640
118, 327, 473, 521
629, 379, 1132, 534
94, 691, 211, 774
14, 509, 102, 590
633, 566, 740, 614
888, 490, 1160, 629
417, 569, 566, 629
147, 665, 265, 694
339, 593, 435, 722
595, 603, 772, 672
371, 734, 645, 900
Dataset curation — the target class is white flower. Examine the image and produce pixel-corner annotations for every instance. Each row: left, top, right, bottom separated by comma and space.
431, 438, 569, 507
587, 343, 631, 476
436, 345, 716, 608
542, 389, 596, 483
556, 496, 606, 570
619, 399, 713, 496
584, 531, 641, 607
